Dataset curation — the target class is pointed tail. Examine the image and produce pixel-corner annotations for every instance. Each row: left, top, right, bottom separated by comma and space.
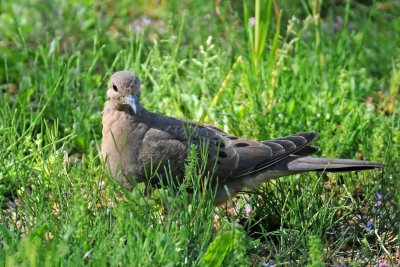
287, 157, 384, 172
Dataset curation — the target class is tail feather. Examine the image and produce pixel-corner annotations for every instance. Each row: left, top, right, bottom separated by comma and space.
287, 157, 384, 172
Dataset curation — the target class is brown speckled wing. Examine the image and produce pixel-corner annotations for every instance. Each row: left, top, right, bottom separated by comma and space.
203, 126, 319, 180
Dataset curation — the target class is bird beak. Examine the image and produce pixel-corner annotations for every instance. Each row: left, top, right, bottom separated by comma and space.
124, 95, 139, 114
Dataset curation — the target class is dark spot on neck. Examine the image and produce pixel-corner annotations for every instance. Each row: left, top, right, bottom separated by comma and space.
228, 136, 238, 140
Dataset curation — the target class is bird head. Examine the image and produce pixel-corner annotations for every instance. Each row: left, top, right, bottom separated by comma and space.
107, 71, 141, 114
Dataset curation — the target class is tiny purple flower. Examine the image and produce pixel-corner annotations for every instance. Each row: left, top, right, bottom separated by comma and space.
379, 260, 389, 267
8, 200, 15, 207
365, 220, 374, 232
245, 204, 253, 216
249, 17, 255, 27
261, 261, 275, 267
376, 193, 383, 205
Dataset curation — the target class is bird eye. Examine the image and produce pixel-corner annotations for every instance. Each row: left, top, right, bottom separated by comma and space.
112, 84, 118, 92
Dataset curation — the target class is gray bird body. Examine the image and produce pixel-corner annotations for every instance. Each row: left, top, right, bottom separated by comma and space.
102, 71, 383, 205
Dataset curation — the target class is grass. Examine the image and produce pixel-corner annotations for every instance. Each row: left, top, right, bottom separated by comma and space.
0, 0, 399, 265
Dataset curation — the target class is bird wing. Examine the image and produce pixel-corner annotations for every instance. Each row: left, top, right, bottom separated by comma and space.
203, 126, 319, 179
140, 109, 319, 181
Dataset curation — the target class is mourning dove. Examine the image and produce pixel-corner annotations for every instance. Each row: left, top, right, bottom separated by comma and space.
102, 71, 383, 205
